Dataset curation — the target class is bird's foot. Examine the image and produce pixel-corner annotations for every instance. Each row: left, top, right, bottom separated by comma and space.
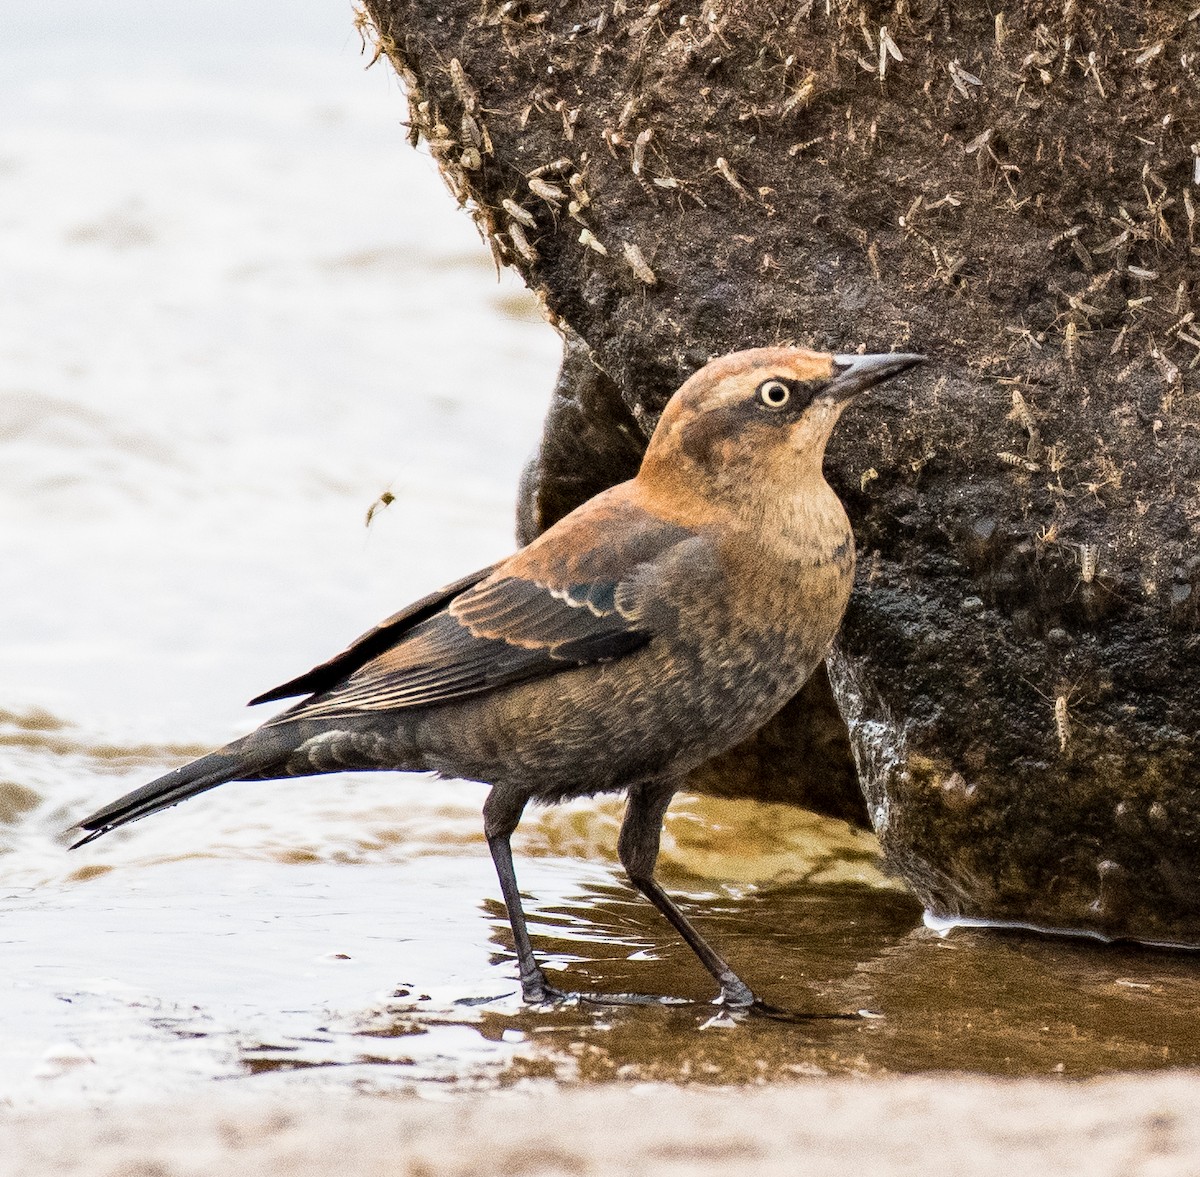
711, 976, 862, 1022
578, 991, 693, 1007
715, 977, 756, 1010
522, 985, 862, 1020
522, 979, 691, 1008
744, 999, 864, 1023
520, 972, 573, 1005
521, 961, 696, 1008
521, 971, 865, 1020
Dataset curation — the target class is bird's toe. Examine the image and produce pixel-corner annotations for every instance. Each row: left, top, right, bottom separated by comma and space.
521, 973, 575, 1005
716, 978, 757, 1010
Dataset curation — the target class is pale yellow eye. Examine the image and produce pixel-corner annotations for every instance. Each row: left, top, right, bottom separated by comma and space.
757, 379, 791, 409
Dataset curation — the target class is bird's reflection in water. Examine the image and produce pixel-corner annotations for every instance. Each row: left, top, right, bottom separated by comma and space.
483, 875, 918, 1004
397, 872, 1200, 1085
457, 874, 920, 1084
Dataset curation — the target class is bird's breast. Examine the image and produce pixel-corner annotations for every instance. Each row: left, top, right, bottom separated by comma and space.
715, 490, 856, 651
718, 546, 853, 676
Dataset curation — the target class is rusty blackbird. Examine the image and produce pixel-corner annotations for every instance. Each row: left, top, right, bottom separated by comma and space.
74, 346, 923, 1011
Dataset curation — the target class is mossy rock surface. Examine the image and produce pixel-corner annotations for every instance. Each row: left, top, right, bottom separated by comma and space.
364, 0, 1200, 941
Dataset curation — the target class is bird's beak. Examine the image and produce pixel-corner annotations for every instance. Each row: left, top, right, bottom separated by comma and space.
826, 352, 925, 402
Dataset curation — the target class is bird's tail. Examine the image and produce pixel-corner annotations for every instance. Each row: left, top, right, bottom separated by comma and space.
70, 736, 283, 849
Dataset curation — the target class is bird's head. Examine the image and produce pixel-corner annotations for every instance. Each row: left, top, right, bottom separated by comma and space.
638, 346, 923, 510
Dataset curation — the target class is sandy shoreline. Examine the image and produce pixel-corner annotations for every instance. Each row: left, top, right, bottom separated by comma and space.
7, 1071, 1200, 1176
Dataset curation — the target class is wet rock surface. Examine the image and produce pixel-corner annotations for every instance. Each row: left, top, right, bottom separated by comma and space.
362, 2, 1200, 940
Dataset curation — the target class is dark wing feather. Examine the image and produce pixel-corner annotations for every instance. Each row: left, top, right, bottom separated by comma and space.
249, 562, 499, 705
269, 500, 695, 721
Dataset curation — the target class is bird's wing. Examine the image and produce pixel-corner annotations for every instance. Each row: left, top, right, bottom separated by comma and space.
268, 496, 696, 720
249, 563, 500, 705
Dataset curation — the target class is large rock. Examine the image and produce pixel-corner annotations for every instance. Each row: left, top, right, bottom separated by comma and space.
362, 0, 1200, 941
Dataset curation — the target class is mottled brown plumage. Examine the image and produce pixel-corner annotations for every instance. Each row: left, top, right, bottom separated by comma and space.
73, 346, 923, 1011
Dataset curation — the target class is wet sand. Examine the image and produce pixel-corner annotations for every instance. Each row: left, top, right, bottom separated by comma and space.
8, 1072, 1200, 1176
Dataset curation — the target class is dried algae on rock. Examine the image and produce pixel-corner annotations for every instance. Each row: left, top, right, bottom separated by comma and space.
358, 1, 1200, 944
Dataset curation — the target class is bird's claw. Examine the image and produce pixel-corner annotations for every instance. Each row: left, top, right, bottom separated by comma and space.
716, 981, 756, 1010
521, 976, 573, 1005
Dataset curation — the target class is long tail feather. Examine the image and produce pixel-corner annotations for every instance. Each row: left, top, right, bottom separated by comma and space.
70, 741, 279, 849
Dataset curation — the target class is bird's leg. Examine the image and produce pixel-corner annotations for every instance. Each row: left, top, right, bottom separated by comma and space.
618, 783, 756, 1009
483, 785, 561, 1003
484, 786, 688, 1009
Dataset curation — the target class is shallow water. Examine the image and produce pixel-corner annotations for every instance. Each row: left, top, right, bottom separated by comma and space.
8, 850, 1200, 1106
4, 0, 1200, 1110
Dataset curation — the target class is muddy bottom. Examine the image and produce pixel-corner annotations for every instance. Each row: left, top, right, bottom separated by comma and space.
5, 851, 1198, 1104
